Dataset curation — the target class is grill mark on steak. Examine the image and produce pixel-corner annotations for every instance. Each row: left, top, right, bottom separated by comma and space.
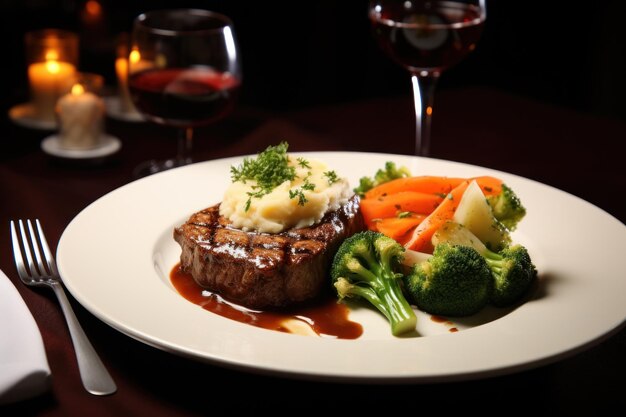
173, 195, 364, 309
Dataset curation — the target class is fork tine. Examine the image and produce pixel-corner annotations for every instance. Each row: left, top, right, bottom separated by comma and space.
18, 219, 41, 279
27, 219, 48, 276
35, 219, 59, 276
10, 220, 30, 280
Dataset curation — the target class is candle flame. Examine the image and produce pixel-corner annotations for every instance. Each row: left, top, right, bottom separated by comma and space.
85, 0, 102, 16
43, 49, 62, 74
71, 84, 85, 95
129, 49, 141, 64
45, 60, 61, 74
45, 50, 59, 61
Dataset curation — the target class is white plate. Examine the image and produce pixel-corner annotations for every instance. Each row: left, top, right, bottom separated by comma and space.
41, 134, 121, 159
56, 152, 626, 382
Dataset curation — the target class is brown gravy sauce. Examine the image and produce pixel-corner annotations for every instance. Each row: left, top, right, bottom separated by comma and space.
430, 315, 460, 333
170, 263, 363, 339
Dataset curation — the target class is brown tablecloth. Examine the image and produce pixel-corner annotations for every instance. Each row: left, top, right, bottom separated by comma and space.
1, 87, 625, 415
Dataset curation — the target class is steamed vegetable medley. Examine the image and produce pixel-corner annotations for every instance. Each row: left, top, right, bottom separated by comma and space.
332, 162, 537, 336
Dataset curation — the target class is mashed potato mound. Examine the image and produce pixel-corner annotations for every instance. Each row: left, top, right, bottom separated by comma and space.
219, 156, 352, 233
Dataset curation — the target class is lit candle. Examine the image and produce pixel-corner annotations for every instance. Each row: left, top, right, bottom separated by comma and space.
28, 51, 77, 122
115, 54, 137, 114
81, 0, 103, 25
56, 83, 105, 149
116, 47, 151, 113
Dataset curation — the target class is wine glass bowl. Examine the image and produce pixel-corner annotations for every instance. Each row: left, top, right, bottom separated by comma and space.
369, 0, 486, 156
128, 9, 241, 177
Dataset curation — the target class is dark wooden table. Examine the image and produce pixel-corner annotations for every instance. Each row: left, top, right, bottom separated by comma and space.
1, 87, 625, 415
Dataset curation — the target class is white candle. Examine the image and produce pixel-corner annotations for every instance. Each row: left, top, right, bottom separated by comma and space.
28, 55, 77, 122
116, 48, 152, 114
57, 84, 105, 149
114, 56, 136, 113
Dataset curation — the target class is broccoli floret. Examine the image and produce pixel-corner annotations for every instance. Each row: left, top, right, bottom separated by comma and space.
487, 184, 526, 231
483, 245, 537, 307
433, 221, 537, 307
353, 161, 410, 197
354, 176, 375, 197
331, 231, 417, 336
403, 243, 492, 316
374, 161, 411, 185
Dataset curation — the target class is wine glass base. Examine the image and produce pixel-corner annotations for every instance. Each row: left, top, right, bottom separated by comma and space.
132, 158, 192, 179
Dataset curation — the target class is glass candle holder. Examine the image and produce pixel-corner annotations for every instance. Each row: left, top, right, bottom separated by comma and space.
25, 29, 79, 122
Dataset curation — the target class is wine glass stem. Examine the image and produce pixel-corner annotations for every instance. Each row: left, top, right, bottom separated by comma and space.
177, 127, 194, 165
411, 73, 440, 157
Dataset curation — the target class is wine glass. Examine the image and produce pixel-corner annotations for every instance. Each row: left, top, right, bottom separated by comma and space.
128, 9, 241, 177
369, 0, 486, 156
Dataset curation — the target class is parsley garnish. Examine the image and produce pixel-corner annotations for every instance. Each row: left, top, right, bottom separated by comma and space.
297, 157, 311, 169
289, 179, 316, 206
229, 142, 340, 211
323, 170, 339, 185
230, 142, 297, 211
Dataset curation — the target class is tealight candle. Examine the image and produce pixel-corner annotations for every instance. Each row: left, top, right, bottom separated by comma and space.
56, 83, 105, 149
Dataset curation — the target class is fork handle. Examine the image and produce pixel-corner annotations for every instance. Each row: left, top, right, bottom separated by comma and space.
51, 282, 117, 395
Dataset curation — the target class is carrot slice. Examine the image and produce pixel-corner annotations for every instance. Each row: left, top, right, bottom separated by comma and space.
364, 176, 464, 200
472, 176, 503, 197
359, 191, 443, 227
404, 180, 471, 253
364, 175, 502, 200
375, 215, 427, 244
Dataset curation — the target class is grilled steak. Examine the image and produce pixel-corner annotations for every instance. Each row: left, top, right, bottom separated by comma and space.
173, 195, 364, 309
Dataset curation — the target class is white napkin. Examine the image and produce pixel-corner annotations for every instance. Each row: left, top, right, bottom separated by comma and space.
0, 268, 51, 404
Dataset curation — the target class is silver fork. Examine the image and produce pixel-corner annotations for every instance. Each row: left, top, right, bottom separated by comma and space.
10, 219, 117, 396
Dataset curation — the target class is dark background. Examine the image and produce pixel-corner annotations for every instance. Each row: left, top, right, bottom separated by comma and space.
1, 0, 625, 121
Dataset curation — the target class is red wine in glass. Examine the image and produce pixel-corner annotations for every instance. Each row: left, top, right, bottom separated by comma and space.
129, 67, 241, 128
129, 9, 241, 178
370, 0, 486, 156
